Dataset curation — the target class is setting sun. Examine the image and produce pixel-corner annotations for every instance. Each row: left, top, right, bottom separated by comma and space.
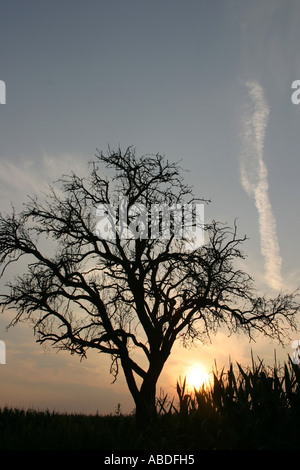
186, 365, 210, 391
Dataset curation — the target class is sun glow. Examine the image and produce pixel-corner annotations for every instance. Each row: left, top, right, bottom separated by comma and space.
186, 365, 210, 391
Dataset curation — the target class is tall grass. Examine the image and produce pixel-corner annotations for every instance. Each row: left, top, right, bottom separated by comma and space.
1, 355, 300, 450
158, 355, 300, 449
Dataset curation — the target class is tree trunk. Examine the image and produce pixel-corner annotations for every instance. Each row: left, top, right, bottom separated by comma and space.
121, 348, 171, 429
134, 349, 172, 428
135, 377, 157, 429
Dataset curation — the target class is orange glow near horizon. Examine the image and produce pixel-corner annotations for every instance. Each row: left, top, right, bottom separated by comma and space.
185, 365, 211, 391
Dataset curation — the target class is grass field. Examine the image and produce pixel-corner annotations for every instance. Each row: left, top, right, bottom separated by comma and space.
1, 356, 300, 450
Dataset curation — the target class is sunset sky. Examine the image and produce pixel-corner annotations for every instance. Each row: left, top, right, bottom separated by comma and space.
1, 0, 300, 415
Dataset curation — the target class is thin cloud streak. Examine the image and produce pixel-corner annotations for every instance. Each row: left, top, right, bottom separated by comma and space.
240, 80, 282, 291
0, 151, 88, 212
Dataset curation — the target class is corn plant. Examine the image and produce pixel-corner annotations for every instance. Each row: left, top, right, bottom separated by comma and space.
167, 355, 300, 449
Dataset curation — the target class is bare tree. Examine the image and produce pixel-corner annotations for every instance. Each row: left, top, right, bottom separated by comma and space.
0, 147, 299, 427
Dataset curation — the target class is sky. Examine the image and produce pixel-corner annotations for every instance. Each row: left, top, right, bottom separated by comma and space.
1, 0, 300, 415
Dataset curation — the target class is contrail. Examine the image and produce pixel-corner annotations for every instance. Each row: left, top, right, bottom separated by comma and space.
240, 80, 282, 290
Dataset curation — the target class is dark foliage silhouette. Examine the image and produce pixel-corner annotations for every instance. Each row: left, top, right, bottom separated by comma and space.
0, 147, 299, 427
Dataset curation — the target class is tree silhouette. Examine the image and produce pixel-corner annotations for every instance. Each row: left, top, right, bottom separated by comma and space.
0, 147, 299, 427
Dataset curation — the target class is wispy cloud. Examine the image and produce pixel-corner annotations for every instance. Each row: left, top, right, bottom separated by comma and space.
240, 80, 282, 291
0, 151, 88, 212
